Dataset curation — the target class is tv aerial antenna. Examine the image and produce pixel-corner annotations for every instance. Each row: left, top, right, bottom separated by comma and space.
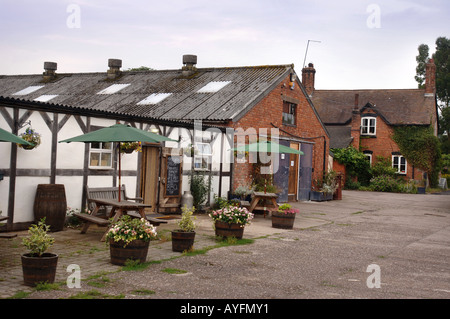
302, 40, 321, 68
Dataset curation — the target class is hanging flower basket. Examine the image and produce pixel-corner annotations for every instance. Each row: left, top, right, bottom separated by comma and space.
18, 128, 41, 150
120, 142, 142, 154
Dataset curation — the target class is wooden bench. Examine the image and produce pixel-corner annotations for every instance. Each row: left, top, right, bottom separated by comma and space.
82, 185, 167, 227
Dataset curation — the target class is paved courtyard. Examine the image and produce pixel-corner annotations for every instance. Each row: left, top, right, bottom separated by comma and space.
1, 190, 449, 301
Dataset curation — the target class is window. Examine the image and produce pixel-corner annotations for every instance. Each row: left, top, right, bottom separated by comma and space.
89, 142, 113, 168
97, 84, 130, 94
194, 142, 212, 171
197, 81, 231, 93
282, 102, 296, 125
392, 154, 407, 174
363, 151, 373, 166
13, 85, 44, 96
361, 117, 376, 135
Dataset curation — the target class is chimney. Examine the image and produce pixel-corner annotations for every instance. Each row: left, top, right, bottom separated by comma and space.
43, 61, 57, 81
301, 63, 316, 96
425, 58, 436, 96
182, 54, 197, 76
107, 58, 122, 80
351, 93, 361, 148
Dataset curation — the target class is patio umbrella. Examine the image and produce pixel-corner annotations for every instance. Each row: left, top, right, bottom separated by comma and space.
232, 140, 304, 155
59, 123, 176, 201
0, 127, 34, 146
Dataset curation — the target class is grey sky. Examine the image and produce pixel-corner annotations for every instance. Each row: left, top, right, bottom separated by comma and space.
0, 0, 448, 90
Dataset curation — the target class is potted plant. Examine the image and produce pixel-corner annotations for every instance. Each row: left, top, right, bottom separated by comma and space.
18, 127, 41, 150
209, 204, 254, 239
105, 215, 158, 266
120, 141, 141, 154
21, 218, 58, 286
271, 203, 299, 229
310, 171, 338, 202
171, 205, 197, 252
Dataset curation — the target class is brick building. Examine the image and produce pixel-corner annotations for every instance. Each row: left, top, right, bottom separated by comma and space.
304, 60, 438, 182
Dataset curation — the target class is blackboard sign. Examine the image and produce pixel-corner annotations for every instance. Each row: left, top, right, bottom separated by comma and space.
165, 156, 181, 197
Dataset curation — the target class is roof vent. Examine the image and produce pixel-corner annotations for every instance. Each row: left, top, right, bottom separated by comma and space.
107, 58, 122, 80
43, 61, 57, 81
182, 54, 197, 76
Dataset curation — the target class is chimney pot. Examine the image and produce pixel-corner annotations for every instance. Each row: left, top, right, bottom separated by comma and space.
107, 58, 122, 80
182, 54, 197, 76
43, 61, 57, 81
44, 61, 57, 71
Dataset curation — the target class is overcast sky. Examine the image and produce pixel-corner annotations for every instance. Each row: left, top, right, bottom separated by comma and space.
0, 0, 448, 90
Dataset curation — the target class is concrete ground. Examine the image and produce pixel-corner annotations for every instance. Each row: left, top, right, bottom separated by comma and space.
0, 190, 449, 301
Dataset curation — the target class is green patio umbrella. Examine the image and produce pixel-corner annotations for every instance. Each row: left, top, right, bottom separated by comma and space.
59, 123, 177, 201
0, 127, 34, 146
232, 140, 304, 155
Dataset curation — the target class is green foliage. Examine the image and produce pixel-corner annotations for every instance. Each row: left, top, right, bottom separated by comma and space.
177, 205, 196, 232
392, 125, 442, 187
369, 175, 417, 193
370, 156, 398, 177
189, 173, 210, 209
415, 43, 430, 88
22, 218, 55, 257
332, 146, 372, 186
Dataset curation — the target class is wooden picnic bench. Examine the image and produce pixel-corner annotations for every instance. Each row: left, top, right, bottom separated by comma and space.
73, 185, 167, 232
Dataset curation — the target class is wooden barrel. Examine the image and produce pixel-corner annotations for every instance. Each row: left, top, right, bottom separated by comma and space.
34, 184, 67, 232
215, 221, 244, 239
171, 230, 196, 252
271, 212, 296, 229
109, 240, 149, 266
21, 253, 59, 287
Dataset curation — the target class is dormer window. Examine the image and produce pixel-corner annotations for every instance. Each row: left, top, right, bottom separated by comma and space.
361, 116, 376, 136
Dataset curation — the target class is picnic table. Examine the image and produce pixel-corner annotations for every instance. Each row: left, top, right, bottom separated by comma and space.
248, 191, 279, 218
74, 198, 165, 241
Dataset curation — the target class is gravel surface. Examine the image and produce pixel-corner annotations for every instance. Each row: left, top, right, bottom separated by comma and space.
20, 191, 450, 303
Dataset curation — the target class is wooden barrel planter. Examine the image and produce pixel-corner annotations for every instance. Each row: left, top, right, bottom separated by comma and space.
109, 239, 149, 266
21, 253, 58, 287
171, 231, 196, 252
34, 184, 67, 232
271, 212, 296, 229
214, 221, 244, 239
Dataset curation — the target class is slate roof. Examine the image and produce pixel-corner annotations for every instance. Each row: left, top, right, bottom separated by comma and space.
311, 89, 437, 126
0, 64, 292, 123
325, 125, 353, 149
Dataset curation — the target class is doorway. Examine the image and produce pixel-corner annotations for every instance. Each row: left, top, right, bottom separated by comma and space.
140, 146, 160, 212
288, 142, 300, 201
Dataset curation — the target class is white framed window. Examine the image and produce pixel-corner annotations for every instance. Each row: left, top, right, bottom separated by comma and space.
363, 152, 373, 166
361, 117, 376, 135
89, 142, 113, 168
193, 142, 212, 171
392, 154, 407, 175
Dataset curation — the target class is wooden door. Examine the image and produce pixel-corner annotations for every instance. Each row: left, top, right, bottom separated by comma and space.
298, 143, 313, 201
288, 143, 299, 201
158, 147, 183, 214
140, 146, 160, 212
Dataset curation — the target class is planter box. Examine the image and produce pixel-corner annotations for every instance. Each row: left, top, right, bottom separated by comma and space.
310, 191, 333, 202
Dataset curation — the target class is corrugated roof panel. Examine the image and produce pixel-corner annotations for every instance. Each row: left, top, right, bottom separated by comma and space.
97, 83, 131, 94
137, 93, 172, 105
34, 94, 59, 102
197, 81, 231, 93
13, 85, 44, 95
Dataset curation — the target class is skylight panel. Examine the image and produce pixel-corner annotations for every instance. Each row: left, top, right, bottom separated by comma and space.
197, 81, 231, 93
13, 85, 44, 96
137, 93, 172, 105
34, 95, 59, 102
97, 83, 131, 94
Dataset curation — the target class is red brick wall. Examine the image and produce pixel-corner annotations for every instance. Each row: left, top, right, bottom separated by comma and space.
229, 74, 330, 191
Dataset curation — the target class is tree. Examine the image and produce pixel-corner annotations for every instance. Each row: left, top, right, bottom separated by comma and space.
415, 44, 429, 89
434, 37, 450, 109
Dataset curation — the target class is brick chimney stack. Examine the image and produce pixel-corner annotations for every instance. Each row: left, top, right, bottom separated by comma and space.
425, 58, 436, 96
351, 93, 361, 148
301, 63, 316, 96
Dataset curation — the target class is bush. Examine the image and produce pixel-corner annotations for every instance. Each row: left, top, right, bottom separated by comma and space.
369, 175, 401, 192
189, 173, 210, 210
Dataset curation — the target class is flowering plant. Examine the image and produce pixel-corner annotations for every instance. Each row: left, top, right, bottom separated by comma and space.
19, 127, 41, 149
277, 203, 299, 215
106, 215, 157, 247
209, 206, 254, 227
120, 142, 142, 153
